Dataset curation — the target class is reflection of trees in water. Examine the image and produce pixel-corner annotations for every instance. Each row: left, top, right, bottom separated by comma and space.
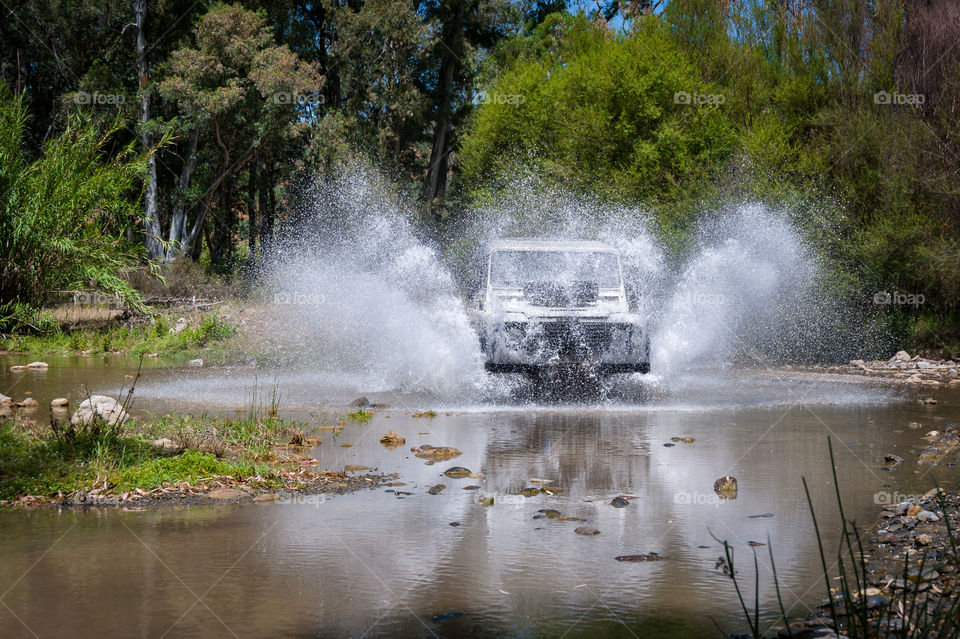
482, 412, 652, 497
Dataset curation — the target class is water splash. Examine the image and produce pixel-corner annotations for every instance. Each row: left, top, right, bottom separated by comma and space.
263, 169, 487, 396
254, 168, 868, 401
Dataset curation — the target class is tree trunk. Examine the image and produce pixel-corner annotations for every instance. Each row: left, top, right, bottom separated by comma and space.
260, 159, 276, 256
423, 1, 464, 202
167, 128, 199, 259
134, 0, 163, 259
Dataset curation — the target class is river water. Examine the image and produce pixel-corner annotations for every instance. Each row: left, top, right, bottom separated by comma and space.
1, 355, 956, 638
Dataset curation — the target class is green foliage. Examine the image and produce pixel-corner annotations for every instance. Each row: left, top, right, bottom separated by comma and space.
0, 86, 147, 325
346, 410, 373, 424
2, 311, 237, 359
461, 15, 735, 205
108, 449, 265, 491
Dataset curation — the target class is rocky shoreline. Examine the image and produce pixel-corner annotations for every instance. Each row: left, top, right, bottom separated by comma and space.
812, 350, 960, 389
772, 425, 960, 638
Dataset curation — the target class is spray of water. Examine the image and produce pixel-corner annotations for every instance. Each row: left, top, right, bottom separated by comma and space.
255, 167, 873, 402
263, 169, 486, 396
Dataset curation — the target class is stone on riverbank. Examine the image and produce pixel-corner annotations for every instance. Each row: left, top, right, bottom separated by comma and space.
71, 395, 129, 426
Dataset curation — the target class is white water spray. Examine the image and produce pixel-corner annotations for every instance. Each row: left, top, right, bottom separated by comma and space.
257, 169, 850, 401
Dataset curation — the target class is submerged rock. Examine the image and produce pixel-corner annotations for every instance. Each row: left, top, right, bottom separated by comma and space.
443, 466, 471, 479
379, 431, 406, 448
427, 484, 446, 495
16, 398, 39, 408
610, 497, 630, 508
884, 453, 904, 465
533, 509, 562, 519
714, 475, 738, 499
71, 395, 129, 426
575, 527, 601, 536
26, 361, 49, 369
415, 446, 462, 461
615, 553, 660, 562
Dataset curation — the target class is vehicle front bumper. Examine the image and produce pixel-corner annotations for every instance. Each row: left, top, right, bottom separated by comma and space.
482, 318, 650, 372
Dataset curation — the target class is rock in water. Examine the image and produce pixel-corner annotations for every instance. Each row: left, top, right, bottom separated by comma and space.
51, 397, 69, 407
26, 361, 49, 369
15, 398, 39, 408
414, 446, 462, 461
444, 466, 471, 479
0, 394, 11, 405
610, 496, 630, 508
575, 527, 601, 536
615, 553, 660, 562
427, 484, 446, 495
714, 476, 738, 500
379, 431, 406, 448
349, 396, 370, 407
71, 395, 129, 426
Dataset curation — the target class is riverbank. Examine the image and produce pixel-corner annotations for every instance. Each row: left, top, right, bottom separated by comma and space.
0, 405, 394, 508
766, 428, 960, 639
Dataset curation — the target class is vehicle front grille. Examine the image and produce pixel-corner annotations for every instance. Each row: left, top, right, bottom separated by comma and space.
522, 282, 599, 308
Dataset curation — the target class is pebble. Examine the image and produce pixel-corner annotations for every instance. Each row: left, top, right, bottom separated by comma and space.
574, 527, 600, 536
610, 496, 630, 508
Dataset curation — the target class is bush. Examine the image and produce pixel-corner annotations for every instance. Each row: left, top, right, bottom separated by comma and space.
0, 86, 148, 330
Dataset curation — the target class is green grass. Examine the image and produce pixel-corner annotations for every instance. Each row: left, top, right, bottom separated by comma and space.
346, 410, 373, 423
0, 409, 303, 502
0, 311, 237, 360
108, 449, 270, 492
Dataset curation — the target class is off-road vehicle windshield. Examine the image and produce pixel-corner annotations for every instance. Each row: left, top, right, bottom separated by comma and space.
490, 250, 620, 288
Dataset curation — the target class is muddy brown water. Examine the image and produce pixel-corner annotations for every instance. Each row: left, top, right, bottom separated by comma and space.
1, 355, 958, 638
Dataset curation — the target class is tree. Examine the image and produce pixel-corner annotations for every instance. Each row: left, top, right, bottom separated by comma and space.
157, 2, 323, 264
0, 87, 148, 328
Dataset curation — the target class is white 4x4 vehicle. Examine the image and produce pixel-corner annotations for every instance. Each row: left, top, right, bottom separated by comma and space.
473, 238, 650, 380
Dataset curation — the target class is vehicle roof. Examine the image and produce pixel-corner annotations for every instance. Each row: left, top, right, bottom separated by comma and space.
487, 238, 617, 253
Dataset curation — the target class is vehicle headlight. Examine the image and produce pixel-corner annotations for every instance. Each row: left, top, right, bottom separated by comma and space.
504, 322, 526, 344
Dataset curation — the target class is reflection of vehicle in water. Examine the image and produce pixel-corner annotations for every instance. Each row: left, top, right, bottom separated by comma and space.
471, 238, 650, 383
